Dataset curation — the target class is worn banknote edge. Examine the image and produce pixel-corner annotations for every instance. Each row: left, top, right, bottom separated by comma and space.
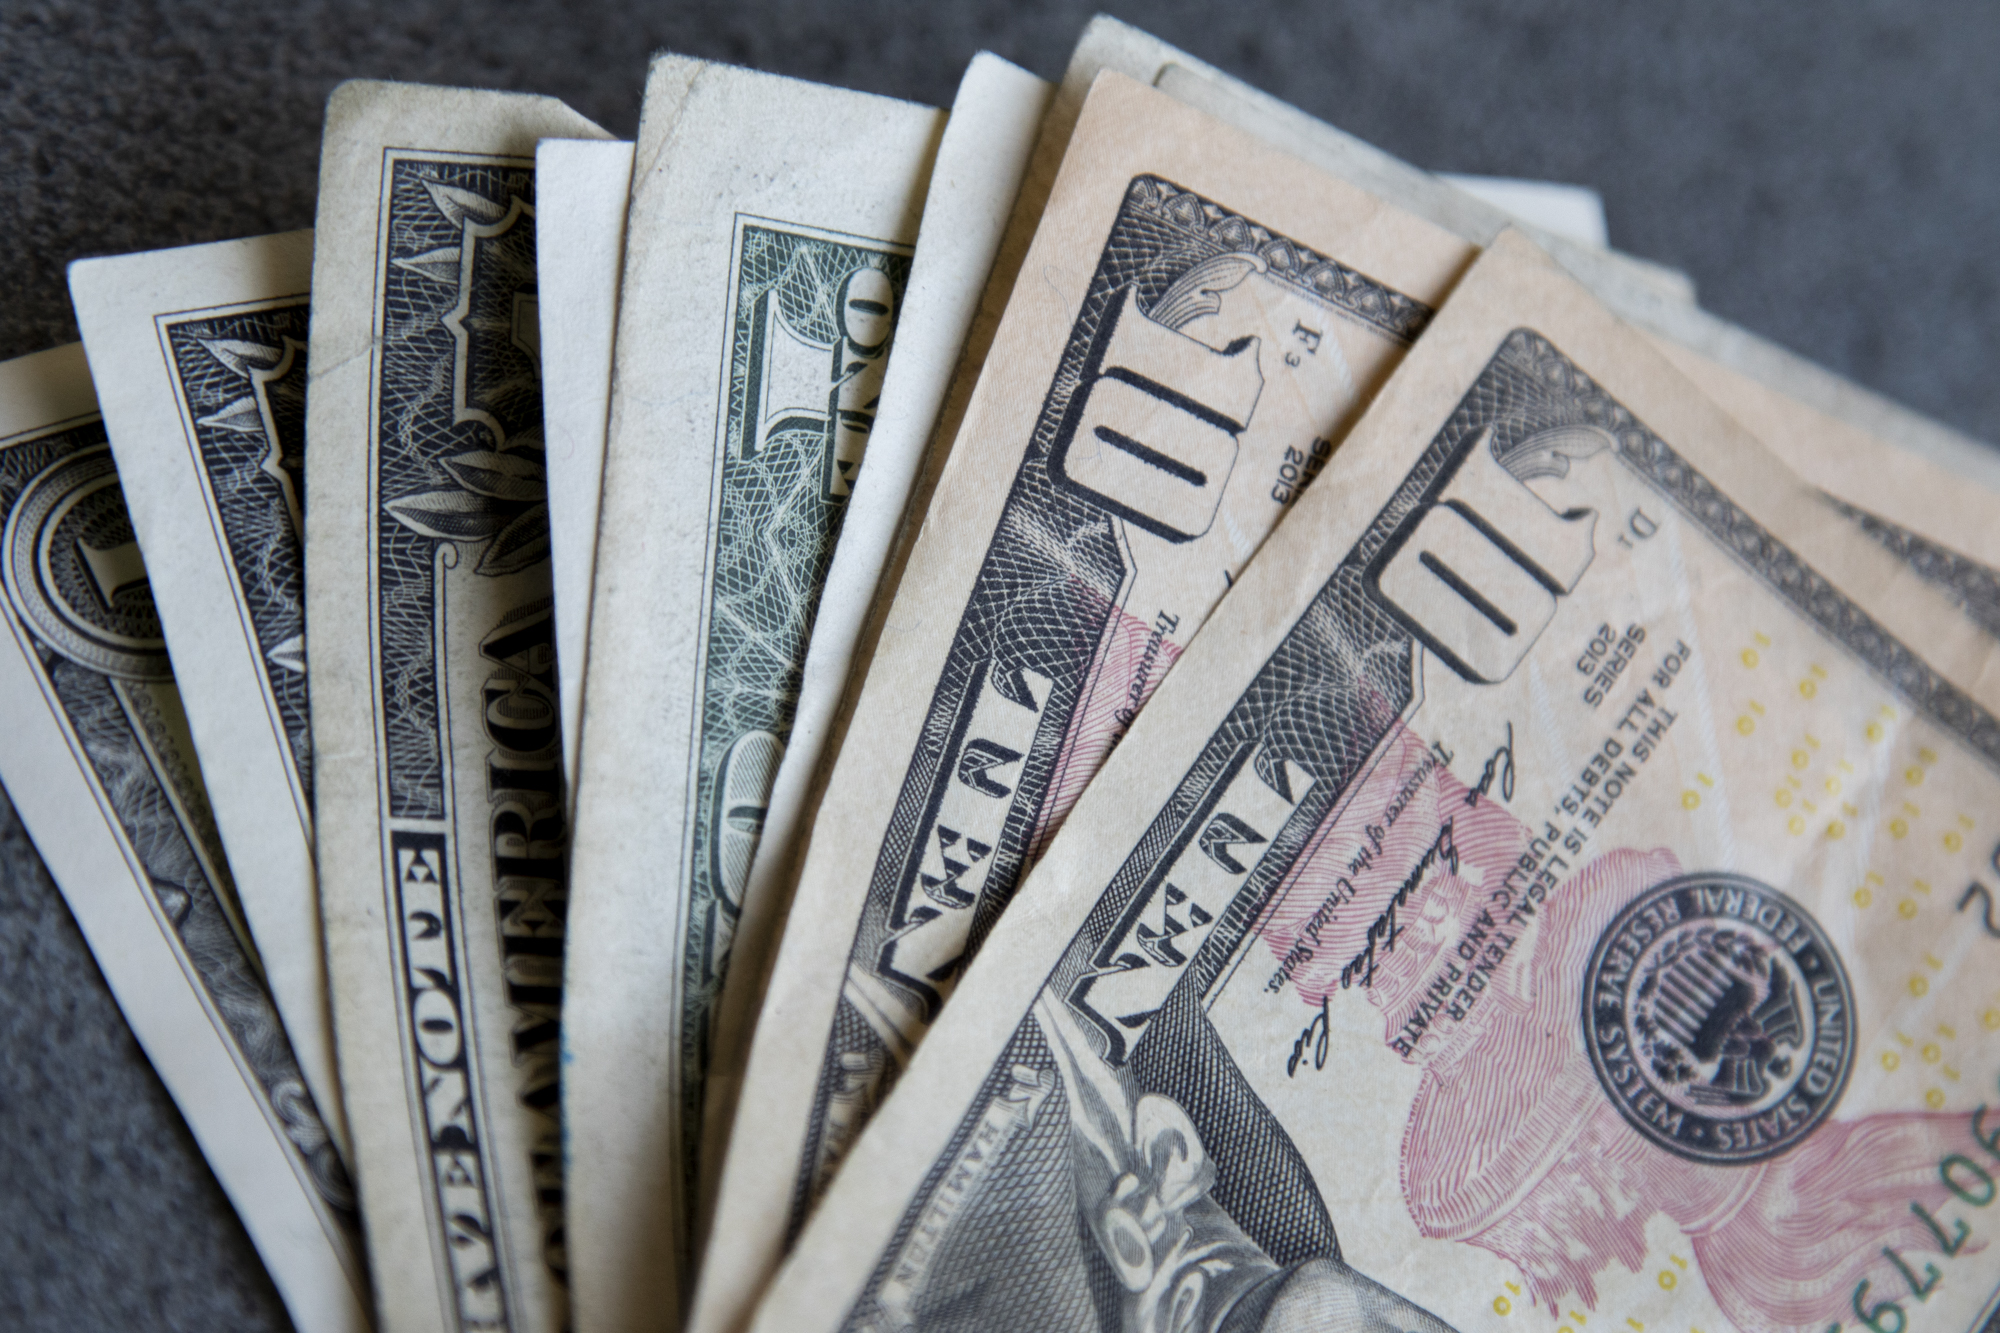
537, 51, 703, 812
306, 78, 609, 1333
692, 48, 1053, 1247
1096, 14, 2000, 576
1436, 174, 1608, 247
0, 343, 371, 1333
1620, 281, 2000, 495
690, 72, 1615, 1253
538, 137, 637, 804
561, 65, 707, 1333
1078, 18, 2000, 651
694, 69, 1481, 1333
69, 230, 347, 1154
1645, 324, 2000, 646
1054, 18, 1691, 306
563, 57, 943, 1333
749, 230, 2000, 1333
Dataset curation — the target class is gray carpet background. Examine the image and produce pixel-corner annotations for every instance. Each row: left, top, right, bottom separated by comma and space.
1, 1, 1995, 1328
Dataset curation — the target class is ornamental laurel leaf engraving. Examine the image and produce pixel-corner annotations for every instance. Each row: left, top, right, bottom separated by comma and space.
477, 503, 553, 577
387, 447, 550, 575
386, 485, 514, 541
443, 449, 547, 502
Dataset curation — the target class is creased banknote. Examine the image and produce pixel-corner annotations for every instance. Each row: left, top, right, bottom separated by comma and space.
1653, 329, 2000, 643
561, 57, 944, 1333
305, 80, 609, 1333
694, 72, 1477, 1333
694, 67, 1620, 1258
1070, 17, 2000, 670
69, 230, 346, 1154
695, 49, 1053, 1220
0, 344, 369, 1333
755, 232, 2000, 1333
536, 137, 635, 801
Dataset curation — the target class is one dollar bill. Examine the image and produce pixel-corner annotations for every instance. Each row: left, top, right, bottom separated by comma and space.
305, 80, 609, 1333
0, 344, 368, 1333
695, 45, 1054, 1233
70, 230, 345, 1158
561, 55, 945, 1333
757, 233, 2000, 1333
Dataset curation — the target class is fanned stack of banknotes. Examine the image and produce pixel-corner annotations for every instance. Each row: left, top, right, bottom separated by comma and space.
11, 16, 2000, 1333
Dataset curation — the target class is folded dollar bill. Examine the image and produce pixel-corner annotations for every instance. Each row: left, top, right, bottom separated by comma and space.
696, 69, 1480, 1333
68, 230, 346, 1159
305, 79, 609, 1333
694, 44, 1054, 1221
0, 344, 369, 1333
536, 136, 635, 804
757, 230, 2000, 1333
559, 54, 947, 1331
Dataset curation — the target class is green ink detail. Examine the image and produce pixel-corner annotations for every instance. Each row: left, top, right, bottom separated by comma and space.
678, 218, 913, 1202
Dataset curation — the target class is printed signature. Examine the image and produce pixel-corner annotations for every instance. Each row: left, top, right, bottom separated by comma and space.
1286, 994, 1331, 1077
1468, 722, 1515, 806
1337, 820, 1459, 990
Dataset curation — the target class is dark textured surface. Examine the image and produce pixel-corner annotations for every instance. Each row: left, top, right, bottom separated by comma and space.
1, 1, 1994, 1328
0, 788, 287, 1328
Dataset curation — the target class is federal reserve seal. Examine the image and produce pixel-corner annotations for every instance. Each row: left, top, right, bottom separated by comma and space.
1582, 873, 1853, 1164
